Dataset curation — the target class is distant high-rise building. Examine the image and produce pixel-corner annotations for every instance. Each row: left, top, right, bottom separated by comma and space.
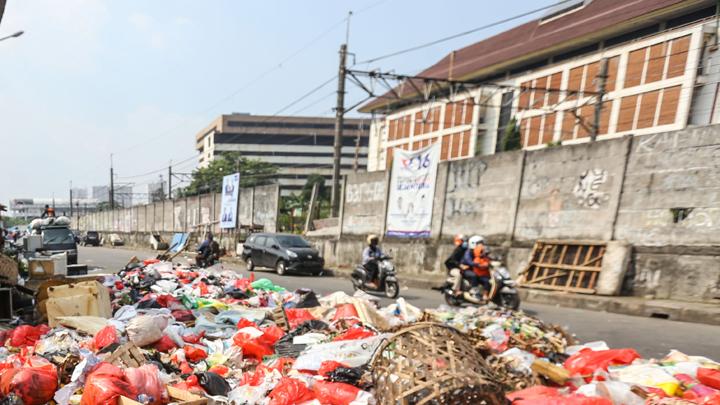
8, 198, 99, 219
92, 186, 109, 202
132, 181, 166, 206
195, 114, 369, 195
71, 187, 88, 199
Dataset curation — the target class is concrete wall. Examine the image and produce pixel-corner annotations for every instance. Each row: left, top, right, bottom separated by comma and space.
440, 151, 524, 242
312, 125, 720, 301
514, 137, 630, 242
341, 171, 388, 236
77, 185, 280, 239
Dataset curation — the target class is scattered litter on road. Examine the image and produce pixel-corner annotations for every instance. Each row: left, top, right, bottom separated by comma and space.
0, 258, 718, 404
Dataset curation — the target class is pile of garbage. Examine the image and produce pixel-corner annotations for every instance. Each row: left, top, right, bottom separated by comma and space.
0, 258, 718, 405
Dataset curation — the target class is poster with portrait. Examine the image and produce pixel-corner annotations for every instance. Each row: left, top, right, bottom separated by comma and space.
219, 173, 240, 229
385, 143, 440, 237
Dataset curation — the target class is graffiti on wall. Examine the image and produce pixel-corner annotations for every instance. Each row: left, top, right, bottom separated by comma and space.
573, 169, 609, 209
346, 181, 385, 204
447, 160, 488, 193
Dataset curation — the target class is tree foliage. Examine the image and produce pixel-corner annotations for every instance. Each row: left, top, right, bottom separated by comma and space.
501, 117, 522, 152
178, 152, 277, 197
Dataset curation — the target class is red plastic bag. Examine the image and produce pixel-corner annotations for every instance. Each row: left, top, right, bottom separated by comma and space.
699, 368, 720, 390
157, 294, 183, 309
0, 356, 58, 405
268, 377, 315, 405
259, 326, 286, 346
234, 336, 273, 361
172, 309, 195, 322
286, 308, 316, 329
124, 365, 167, 405
172, 374, 206, 395
333, 327, 375, 342
8, 324, 50, 348
508, 386, 612, 405
143, 258, 160, 265
333, 304, 359, 323
154, 335, 178, 352
312, 380, 361, 405
319, 361, 349, 377
81, 363, 138, 405
182, 331, 205, 344
237, 318, 258, 329
93, 326, 119, 351
184, 345, 208, 363
209, 364, 229, 376
564, 349, 640, 378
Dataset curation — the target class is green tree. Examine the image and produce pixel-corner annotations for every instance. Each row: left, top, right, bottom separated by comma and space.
500, 117, 522, 152
178, 152, 277, 197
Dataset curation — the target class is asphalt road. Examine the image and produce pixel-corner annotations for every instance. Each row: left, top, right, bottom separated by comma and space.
79, 246, 720, 359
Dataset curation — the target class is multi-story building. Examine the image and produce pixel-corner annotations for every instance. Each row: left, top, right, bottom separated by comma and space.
8, 198, 99, 219
71, 188, 88, 200
195, 114, 370, 194
362, 0, 720, 170
131, 181, 166, 206
91, 185, 132, 207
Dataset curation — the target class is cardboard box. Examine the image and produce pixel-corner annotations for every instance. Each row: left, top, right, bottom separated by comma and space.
46, 281, 111, 327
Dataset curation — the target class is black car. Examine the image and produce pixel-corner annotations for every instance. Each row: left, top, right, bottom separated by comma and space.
242, 233, 324, 276
83, 231, 101, 246
41, 226, 78, 265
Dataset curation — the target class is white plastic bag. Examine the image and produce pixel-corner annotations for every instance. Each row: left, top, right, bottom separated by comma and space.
126, 314, 172, 346
293, 335, 387, 371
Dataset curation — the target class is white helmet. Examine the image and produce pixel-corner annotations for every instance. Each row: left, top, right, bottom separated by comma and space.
468, 235, 485, 249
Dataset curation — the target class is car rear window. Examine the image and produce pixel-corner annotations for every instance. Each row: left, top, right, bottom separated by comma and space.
87, 232, 98, 237
43, 228, 75, 245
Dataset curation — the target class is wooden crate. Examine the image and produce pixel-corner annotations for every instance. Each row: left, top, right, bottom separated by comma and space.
106, 343, 145, 368
519, 240, 606, 294
371, 322, 505, 405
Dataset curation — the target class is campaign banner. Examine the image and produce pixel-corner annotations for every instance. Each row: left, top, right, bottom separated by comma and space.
219, 173, 240, 229
386, 143, 440, 237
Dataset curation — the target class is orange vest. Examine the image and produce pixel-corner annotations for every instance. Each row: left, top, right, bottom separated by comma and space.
472, 246, 490, 277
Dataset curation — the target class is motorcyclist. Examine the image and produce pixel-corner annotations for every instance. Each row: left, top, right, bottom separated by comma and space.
362, 234, 383, 288
444, 234, 467, 272
460, 235, 491, 301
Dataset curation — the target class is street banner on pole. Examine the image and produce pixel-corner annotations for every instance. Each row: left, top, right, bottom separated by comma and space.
219, 173, 240, 229
386, 143, 440, 237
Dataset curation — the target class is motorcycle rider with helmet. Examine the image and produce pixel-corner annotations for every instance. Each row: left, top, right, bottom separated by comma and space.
444, 234, 467, 271
460, 235, 491, 301
362, 234, 384, 288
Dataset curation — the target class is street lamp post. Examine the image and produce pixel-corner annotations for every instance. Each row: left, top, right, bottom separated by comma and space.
0, 30, 23, 42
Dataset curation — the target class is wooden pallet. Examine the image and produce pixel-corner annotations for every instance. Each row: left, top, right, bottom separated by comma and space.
519, 240, 606, 294
106, 342, 145, 368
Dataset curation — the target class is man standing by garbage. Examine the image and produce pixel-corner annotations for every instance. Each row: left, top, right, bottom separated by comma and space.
196, 233, 215, 267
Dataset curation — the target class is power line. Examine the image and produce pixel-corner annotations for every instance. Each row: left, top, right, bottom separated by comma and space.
356, 0, 573, 65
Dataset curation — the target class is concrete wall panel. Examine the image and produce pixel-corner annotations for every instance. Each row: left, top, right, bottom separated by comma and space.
342, 171, 388, 235
238, 188, 254, 227
616, 126, 720, 246
514, 137, 630, 242
253, 185, 279, 232
441, 151, 524, 241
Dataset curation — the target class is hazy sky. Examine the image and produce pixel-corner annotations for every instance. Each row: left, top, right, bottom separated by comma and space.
0, 0, 553, 205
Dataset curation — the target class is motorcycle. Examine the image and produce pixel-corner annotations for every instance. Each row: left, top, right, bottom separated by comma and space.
351, 256, 400, 298
439, 258, 520, 310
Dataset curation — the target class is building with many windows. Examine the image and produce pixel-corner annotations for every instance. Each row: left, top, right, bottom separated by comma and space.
7, 198, 99, 219
195, 114, 370, 194
362, 0, 720, 170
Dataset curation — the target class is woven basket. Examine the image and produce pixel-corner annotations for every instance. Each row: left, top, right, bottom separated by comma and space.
371, 322, 506, 405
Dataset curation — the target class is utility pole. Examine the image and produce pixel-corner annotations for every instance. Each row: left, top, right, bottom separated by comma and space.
330, 43, 348, 217
592, 58, 609, 142
168, 163, 173, 200
69, 181, 73, 217
110, 154, 115, 209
